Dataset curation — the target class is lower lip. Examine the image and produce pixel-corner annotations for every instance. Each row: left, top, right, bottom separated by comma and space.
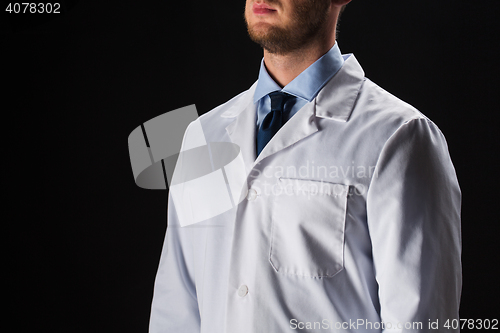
253, 8, 276, 15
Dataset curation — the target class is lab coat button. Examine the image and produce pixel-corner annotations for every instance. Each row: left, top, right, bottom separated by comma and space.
247, 188, 257, 201
238, 285, 249, 297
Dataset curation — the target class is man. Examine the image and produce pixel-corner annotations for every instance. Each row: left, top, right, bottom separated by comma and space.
149, 0, 462, 332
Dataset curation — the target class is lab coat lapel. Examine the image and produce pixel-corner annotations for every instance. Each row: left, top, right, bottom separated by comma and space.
253, 100, 318, 167
314, 54, 365, 122
253, 55, 365, 166
222, 55, 365, 172
224, 83, 258, 174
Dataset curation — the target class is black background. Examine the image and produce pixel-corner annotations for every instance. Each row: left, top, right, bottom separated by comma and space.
3, 1, 499, 331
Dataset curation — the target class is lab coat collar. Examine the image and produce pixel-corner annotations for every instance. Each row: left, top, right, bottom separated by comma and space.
314, 54, 364, 122
221, 55, 365, 169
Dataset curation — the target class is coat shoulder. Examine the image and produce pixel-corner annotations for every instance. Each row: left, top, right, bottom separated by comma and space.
351, 77, 446, 141
199, 86, 253, 121
182, 84, 255, 142
340, 77, 448, 161
358, 78, 429, 124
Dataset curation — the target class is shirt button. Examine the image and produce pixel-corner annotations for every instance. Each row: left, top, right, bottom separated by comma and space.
238, 285, 249, 297
246, 188, 257, 201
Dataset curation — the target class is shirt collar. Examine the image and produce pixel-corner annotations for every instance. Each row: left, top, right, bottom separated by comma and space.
253, 42, 345, 104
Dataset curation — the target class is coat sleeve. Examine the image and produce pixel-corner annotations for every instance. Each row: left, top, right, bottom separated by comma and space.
148, 190, 201, 332
366, 118, 462, 332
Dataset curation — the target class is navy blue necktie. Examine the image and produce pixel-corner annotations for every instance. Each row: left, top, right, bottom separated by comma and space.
256, 91, 293, 156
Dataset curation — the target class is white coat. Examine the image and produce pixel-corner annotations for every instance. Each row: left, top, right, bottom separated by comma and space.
149, 54, 462, 333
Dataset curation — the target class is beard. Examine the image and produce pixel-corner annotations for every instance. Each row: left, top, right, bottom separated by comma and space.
245, 0, 331, 55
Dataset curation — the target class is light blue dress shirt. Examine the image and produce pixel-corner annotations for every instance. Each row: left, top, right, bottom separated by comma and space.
254, 42, 345, 129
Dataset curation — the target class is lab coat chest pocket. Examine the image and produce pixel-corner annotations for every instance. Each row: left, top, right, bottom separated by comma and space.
270, 178, 349, 278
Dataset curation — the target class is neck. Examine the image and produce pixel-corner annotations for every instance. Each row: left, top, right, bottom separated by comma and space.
263, 26, 337, 88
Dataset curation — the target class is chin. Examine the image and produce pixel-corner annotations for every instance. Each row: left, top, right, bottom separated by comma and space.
249, 21, 274, 34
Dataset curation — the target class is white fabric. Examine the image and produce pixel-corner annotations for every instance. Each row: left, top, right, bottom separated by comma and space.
149, 55, 462, 333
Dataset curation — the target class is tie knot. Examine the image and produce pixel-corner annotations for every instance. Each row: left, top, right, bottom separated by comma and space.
269, 91, 293, 112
